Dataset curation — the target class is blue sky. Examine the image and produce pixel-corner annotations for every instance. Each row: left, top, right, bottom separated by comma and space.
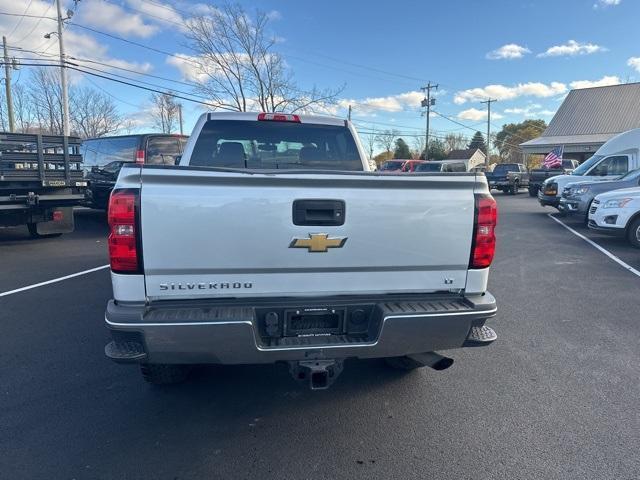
2, 0, 639, 147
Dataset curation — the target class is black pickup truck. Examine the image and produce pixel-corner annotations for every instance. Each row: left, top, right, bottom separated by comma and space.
486, 163, 529, 195
528, 159, 579, 197
0, 132, 86, 237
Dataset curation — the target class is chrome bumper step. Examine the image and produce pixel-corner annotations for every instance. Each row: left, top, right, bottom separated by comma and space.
463, 325, 497, 347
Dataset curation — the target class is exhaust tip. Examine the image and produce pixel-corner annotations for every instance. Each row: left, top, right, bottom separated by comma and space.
432, 357, 454, 371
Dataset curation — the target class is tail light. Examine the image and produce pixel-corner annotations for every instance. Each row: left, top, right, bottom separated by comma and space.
257, 112, 301, 123
108, 189, 141, 274
135, 149, 145, 164
470, 194, 497, 269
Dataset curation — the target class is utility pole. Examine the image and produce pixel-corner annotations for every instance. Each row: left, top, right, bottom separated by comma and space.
2, 36, 15, 132
480, 98, 497, 168
420, 82, 438, 159
178, 103, 183, 135
348, 104, 352, 121
55, 0, 70, 137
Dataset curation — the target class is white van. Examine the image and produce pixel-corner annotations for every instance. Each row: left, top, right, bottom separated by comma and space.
538, 128, 640, 209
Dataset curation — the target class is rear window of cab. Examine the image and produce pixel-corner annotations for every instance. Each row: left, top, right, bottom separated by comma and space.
188, 120, 363, 171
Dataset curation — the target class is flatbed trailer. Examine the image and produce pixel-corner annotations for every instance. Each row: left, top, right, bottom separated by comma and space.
0, 132, 86, 237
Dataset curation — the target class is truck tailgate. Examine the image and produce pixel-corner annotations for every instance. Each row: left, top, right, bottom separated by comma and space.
138, 167, 478, 300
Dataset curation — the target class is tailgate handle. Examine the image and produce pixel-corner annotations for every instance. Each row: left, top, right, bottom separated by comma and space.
293, 199, 345, 226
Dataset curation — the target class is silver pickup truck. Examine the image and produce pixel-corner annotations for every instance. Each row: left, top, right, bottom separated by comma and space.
104, 112, 498, 389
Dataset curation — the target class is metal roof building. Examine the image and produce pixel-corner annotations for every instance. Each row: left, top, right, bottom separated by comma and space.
520, 82, 640, 163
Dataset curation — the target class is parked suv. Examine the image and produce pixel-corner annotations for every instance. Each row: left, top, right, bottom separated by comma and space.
559, 168, 640, 222
81, 134, 188, 209
588, 187, 640, 248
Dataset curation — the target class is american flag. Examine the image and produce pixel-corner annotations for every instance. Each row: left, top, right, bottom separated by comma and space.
543, 146, 563, 169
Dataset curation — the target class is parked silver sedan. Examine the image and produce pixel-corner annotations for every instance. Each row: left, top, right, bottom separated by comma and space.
559, 168, 640, 222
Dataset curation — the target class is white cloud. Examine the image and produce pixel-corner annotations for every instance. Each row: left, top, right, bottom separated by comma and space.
454, 75, 620, 105
124, 0, 186, 30
538, 40, 607, 57
486, 44, 531, 60
593, 0, 621, 8
77, 1, 159, 38
457, 108, 503, 121
336, 91, 425, 114
628, 57, 640, 72
167, 54, 209, 83
569, 75, 620, 89
454, 82, 567, 104
64, 30, 153, 73
503, 104, 555, 118
266, 10, 282, 21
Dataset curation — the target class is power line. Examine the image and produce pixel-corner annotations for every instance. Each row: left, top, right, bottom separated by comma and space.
7, 0, 35, 38
82, 74, 140, 108
15, 1, 54, 44
2, 60, 236, 111
67, 22, 203, 68
282, 48, 427, 84
10, 46, 202, 90
0, 11, 53, 19
102, 0, 185, 28
138, 0, 194, 18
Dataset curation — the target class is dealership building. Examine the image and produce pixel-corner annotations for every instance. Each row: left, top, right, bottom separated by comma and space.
520, 82, 640, 163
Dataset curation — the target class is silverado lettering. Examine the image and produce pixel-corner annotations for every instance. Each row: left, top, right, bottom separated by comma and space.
159, 282, 253, 290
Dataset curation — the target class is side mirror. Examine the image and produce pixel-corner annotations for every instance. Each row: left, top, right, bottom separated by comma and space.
174, 155, 182, 165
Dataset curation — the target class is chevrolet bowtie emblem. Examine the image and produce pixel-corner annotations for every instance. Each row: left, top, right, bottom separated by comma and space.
289, 234, 347, 252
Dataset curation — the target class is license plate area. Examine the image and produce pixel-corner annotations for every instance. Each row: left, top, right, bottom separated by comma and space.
256, 303, 377, 346
284, 308, 345, 336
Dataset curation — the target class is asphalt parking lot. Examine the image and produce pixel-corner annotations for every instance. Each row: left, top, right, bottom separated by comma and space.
1, 196, 639, 480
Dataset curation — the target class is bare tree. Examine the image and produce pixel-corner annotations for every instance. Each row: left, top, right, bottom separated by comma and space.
13, 83, 36, 133
185, 2, 342, 113
444, 133, 468, 153
30, 67, 63, 134
375, 129, 398, 155
150, 92, 179, 133
364, 131, 376, 159
412, 136, 426, 159
71, 87, 122, 138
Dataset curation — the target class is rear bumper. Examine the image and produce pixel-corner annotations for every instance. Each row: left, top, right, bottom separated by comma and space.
105, 293, 497, 365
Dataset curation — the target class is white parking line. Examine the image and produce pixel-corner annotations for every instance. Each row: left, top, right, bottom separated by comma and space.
0, 265, 110, 298
548, 214, 640, 278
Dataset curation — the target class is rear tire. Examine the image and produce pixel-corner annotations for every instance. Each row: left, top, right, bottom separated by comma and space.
510, 182, 519, 195
385, 356, 425, 371
626, 217, 640, 249
140, 364, 191, 385
27, 223, 63, 239
528, 186, 538, 197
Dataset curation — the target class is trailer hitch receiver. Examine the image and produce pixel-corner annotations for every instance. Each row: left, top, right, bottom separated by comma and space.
289, 359, 344, 390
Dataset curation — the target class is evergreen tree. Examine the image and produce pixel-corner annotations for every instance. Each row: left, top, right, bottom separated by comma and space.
393, 138, 412, 159
468, 131, 486, 153
420, 138, 447, 160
